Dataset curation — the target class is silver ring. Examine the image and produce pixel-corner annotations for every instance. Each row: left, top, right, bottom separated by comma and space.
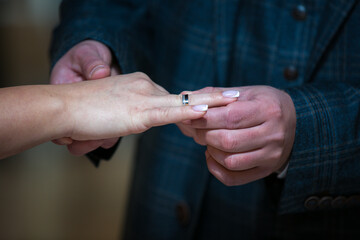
182, 94, 189, 105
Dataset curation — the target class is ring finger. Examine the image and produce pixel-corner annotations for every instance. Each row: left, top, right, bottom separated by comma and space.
158, 90, 240, 108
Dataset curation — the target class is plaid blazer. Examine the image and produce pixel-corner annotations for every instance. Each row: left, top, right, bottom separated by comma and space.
51, 0, 360, 239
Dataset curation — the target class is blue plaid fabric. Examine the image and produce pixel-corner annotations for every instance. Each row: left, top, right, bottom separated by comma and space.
51, 0, 360, 239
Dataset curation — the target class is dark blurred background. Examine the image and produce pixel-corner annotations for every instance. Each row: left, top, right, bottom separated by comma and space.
0, 1, 135, 239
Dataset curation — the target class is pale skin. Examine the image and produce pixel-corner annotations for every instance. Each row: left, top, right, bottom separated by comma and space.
50, 39, 122, 153
0, 73, 239, 159
51, 40, 297, 186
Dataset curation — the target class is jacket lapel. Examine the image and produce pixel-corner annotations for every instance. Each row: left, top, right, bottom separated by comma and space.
305, 0, 357, 81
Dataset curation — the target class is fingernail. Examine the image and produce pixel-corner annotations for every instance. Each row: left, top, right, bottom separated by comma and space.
222, 90, 240, 98
192, 105, 208, 112
89, 65, 105, 78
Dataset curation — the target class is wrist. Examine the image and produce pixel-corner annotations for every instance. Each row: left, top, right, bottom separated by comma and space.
50, 84, 77, 140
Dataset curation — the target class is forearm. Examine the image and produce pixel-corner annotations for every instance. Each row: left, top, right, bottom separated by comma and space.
0, 85, 69, 159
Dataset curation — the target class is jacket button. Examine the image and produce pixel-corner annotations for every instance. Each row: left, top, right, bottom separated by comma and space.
331, 196, 346, 208
292, 4, 307, 21
304, 196, 319, 210
318, 196, 333, 209
283, 66, 299, 81
175, 202, 191, 227
345, 195, 360, 207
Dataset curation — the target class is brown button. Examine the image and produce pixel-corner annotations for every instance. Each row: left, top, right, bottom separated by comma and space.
304, 196, 319, 210
292, 5, 307, 21
283, 66, 299, 81
175, 202, 191, 227
331, 196, 346, 208
345, 195, 360, 207
318, 196, 333, 209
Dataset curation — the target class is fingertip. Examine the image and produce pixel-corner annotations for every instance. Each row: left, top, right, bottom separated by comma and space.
222, 90, 240, 98
67, 140, 104, 156
192, 105, 208, 112
101, 138, 119, 149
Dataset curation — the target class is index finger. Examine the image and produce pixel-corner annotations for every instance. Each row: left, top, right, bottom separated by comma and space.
188, 100, 267, 129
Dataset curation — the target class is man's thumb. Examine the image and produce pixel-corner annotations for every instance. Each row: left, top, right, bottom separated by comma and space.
75, 41, 112, 80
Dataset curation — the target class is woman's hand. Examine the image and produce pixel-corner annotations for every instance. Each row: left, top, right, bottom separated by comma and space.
50, 40, 121, 152
60, 72, 239, 142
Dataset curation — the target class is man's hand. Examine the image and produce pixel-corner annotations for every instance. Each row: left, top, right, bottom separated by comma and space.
50, 40, 120, 155
177, 86, 297, 186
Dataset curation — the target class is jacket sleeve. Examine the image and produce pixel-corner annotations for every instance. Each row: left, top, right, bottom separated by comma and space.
49, 0, 147, 165
50, 0, 148, 72
279, 81, 360, 214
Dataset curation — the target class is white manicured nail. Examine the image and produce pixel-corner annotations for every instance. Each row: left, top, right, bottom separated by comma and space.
192, 105, 208, 112
222, 90, 240, 98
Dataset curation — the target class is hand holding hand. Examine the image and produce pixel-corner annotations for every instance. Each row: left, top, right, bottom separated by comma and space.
59, 73, 239, 143
178, 86, 296, 186
50, 40, 120, 154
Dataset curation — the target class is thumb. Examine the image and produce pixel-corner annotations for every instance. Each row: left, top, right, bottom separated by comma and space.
74, 41, 112, 80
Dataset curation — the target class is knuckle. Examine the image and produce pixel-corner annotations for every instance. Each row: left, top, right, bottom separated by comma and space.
134, 78, 153, 90
267, 103, 283, 119
273, 131, 286, 145
73, 44, 88, 54
132, 72, 151, 80
225, 107, 240, 129
264, 130, 286, 154
131, 73, 154, 89
202, 86, 216, 93
220, 132, 237, 151
270, 148, 283, 162
73, 42, 95, 56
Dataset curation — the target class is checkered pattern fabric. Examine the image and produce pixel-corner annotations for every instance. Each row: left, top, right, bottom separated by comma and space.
51, 0, 360, 239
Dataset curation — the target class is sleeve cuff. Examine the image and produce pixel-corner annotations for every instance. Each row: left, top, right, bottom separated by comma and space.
276, 162, 289, 179
86, 138, 122, 167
